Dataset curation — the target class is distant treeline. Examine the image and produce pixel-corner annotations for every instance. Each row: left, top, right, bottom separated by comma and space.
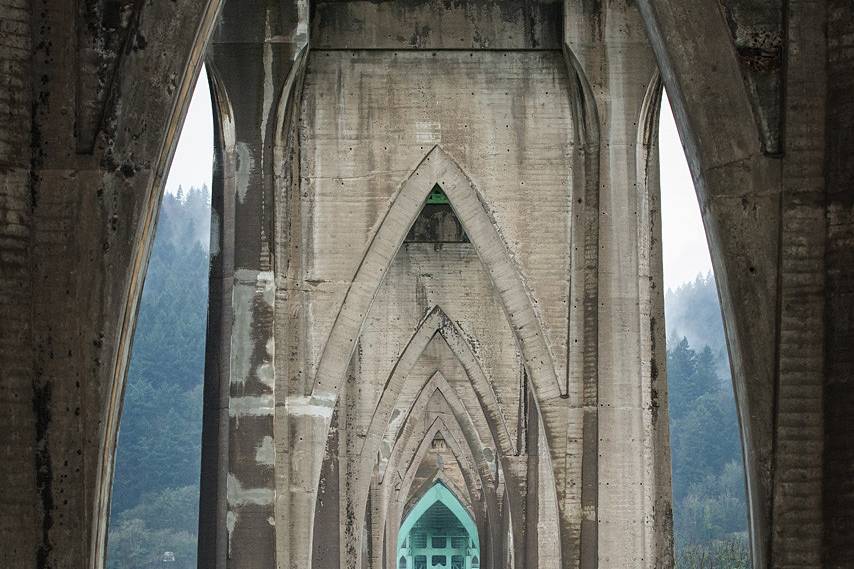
108, 187, 210, 569
666, 274, 749, 566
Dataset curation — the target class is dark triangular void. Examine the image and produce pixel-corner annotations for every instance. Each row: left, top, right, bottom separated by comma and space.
405, 184, 469, 243
398, 483, 479, 569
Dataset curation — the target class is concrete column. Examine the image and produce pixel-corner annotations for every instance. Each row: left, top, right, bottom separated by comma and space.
200, 2, 306, 568
565, 1, 672, 568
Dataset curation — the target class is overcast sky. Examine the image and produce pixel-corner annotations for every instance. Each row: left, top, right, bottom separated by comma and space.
164, 70, 713, 290
658, 95, 714, 289
164, 67, 213, 196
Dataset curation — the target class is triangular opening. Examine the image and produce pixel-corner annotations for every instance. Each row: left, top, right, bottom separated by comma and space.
426, 184, 450, 205
405, 184, 469, 243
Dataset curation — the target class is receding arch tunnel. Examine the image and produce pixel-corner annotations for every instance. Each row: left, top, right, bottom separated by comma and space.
7, 2, 852, 569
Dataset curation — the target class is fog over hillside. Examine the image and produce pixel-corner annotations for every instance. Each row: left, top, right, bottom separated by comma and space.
665, 272, 731, 380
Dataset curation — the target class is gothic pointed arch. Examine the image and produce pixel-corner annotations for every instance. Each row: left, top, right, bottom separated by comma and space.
404, 472, 475, 525
378, 370, 500, 487
348, 306, 521, 568
96, 6, 224, 567
393, 415, 484, 507
364, 378, 504, 569
349, 310, 511, 535
385, 414, 496, 569
292, 146, 569, 569
368, 305, 515, 463
377, 385, 495, 523
308, 145, 564, 404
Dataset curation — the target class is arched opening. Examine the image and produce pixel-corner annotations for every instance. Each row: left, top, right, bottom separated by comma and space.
658, 92, 750, 565
106, 67, 214, 569
397, 483, 480, 569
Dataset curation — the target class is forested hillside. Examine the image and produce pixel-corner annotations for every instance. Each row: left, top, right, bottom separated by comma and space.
666, 275, 749, 567
108, 187, 210, 569
107, 195, 748, 568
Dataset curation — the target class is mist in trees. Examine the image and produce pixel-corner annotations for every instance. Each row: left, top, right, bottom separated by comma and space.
666, 276, 749, 566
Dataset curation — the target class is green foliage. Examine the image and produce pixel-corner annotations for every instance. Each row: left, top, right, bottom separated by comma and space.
667, 276, 749, 564
107, 188, 210, 569
665, 273, 730, 381
675, 536, 750, 569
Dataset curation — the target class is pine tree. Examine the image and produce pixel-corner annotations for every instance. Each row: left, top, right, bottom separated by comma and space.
108, 190, 209, 569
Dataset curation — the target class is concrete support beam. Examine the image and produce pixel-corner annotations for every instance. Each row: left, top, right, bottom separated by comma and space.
636, 1, 832, 567
39, 3, 220, 569
0, 2, 222, 569
565, 2, 672, 567
201, 1, 307, 568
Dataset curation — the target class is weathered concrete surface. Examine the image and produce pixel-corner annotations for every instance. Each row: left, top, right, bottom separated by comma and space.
200, 2, 307, 568
636, 1, 848, 568
824, 3, 854, 568
565, 2, 672, 567
202, 0, 853, 567
311, 0, 561, 50
3, 0, 854, 568
0, 2, 222, 569
241, 0, 669, 562
0, 2, 35, 568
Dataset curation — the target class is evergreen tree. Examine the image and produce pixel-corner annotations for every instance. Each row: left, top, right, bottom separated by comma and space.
667, 330, 748, 562
108, 188, 210, 569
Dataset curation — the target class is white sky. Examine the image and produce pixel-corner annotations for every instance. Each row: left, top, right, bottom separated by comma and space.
659, 94, 713, 289
164, 71, 711, 290
164, 67, 213, 195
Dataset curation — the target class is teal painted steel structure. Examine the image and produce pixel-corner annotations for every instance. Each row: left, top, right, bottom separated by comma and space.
397, 483, 480, 569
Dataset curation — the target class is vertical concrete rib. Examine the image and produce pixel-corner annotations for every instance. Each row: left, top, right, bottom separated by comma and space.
198, 65, 236, 569
562, 42, 602, 569
636, 74, 673, 567
202, 2, 307, 567
824, 2, 854, 567
0, 2, 35, 567
565, 1, 670, 568
769, 3, 827, 567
